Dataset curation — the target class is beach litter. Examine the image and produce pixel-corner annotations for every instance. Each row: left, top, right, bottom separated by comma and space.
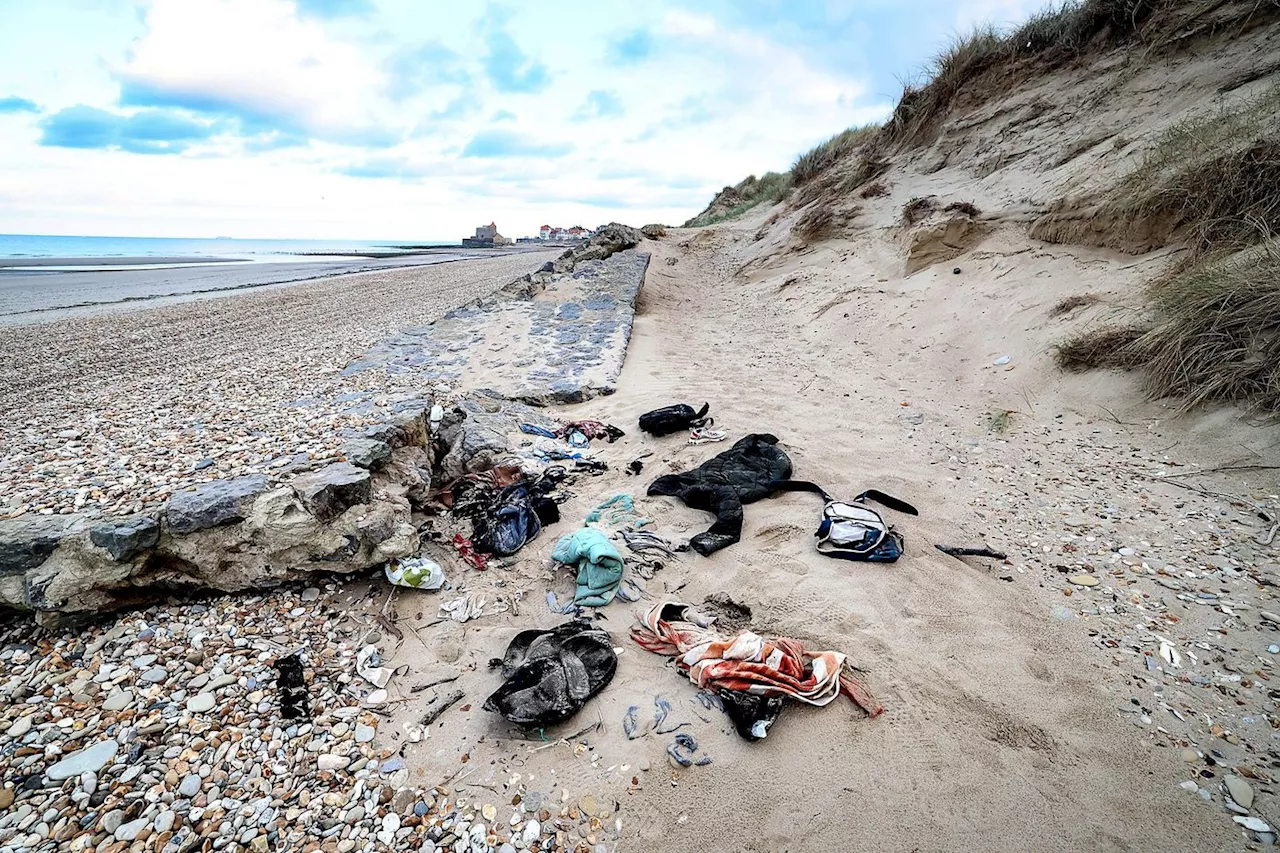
666, 733, 712, 768
274, 652, 310, 720
385, 556, 445, 590
632, 601, 883, 740
356, 645, 394, 689
440, 593, 488, 623
586, 493, 648, 529
553, 527, 625, 607
483, 620, 617, 727
639, 402, 712, 436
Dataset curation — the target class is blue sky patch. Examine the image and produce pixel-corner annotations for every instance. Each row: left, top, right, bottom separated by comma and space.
461, 129, 572, 158
40, 105, 216, 155
0, 95, 39, 114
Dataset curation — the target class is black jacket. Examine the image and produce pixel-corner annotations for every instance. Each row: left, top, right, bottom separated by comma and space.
647, 433, 792, 555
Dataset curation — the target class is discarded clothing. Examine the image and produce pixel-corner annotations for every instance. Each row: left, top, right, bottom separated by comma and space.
769, 481, 918, 562
553, 527, 625, 607
667, 733, 712, 766
631, 602, 883, 738
274, 654, 309, 721
385, 556, 445, 590
556, 420, 625, 443
639, 402, 711, 437
620, 530, 685, 559
460, 468, 565, 558
648, 434, 792, 555
452, 534, 489, 571
519, 423, 558, 439
483, 620, 617, 727
585, 493, 647, 530
718, 689, 785, 740
440, 592, 487, 622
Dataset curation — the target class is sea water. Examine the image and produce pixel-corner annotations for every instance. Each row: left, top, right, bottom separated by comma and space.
0, 233, 448, 262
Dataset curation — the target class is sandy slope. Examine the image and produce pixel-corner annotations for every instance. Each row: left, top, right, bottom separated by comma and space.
382, 219, 1280, 851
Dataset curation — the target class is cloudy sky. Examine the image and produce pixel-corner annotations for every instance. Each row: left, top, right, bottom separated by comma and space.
0, 0, 1048, 241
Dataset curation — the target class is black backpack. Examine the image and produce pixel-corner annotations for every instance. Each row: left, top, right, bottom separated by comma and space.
638, 402, 711, 437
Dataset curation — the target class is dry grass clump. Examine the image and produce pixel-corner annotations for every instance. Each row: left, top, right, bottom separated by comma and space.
944, 201, 982, 217
792, 125, 881, 186
902, 196, 938, 225
1111, 86, 1280, 256
1133, 240, 1280, 411
888, 1, 1178, 148
1050, 293, 1101, 316
795, 204, 861, 241
1053, 325, 1148, 371
860, 181, 890, 199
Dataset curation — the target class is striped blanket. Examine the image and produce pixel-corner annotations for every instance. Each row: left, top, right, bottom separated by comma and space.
631, 602, 883, 717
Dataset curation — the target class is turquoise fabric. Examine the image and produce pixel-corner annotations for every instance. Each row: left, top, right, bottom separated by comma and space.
553, 527, 624, 607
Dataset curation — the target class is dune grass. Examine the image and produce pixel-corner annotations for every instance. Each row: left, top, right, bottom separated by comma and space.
1050, 293, 1101, 316
1107, 86, 1280, 257
683, 171, 794, 228
888, 1, 1175, 147
1134, 240, 1280, 411
1053, 325, 1148, 371
684, 0, 1191, 227
792, 125, 881, 186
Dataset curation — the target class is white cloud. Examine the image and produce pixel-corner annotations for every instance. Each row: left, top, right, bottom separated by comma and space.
115, 0, 391, 141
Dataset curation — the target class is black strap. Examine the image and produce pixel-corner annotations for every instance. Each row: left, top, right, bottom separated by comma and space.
766, 479, 834, 503
856, 489, 920, 517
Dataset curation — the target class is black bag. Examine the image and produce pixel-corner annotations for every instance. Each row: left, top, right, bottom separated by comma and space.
638, 402, 710, 437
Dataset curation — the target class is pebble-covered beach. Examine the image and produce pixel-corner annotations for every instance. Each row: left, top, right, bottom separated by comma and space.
0, 583, 618, 853
0, 252, 557, 520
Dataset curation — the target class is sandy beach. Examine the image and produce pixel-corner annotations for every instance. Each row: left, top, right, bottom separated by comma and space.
2, 220, 1276, 852
2, 2, 1278, 851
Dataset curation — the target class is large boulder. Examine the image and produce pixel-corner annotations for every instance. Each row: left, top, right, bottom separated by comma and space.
292, 463, 371, 523
0, 514, 84, 576
167, 476, 268, 534
89, 515, 160, 562
342, 438, 392, 470
573, 223, 642, 263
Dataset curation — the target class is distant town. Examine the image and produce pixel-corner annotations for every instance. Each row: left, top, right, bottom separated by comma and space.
461, 222, 597, 248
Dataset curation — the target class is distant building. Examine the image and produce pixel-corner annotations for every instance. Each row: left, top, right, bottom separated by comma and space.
462, 222, 512, 248
539, 224, 552, 239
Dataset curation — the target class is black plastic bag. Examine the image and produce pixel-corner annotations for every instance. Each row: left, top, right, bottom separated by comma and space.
718, 689, 785, 740
638, 402, 711, 437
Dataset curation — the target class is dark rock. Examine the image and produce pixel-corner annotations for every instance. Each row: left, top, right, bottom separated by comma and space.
0, 514, 85, 575
573, 223, 642, 263
166, 475, 268, 534
364, 408, 429, 450
538, 261, 555, 273
292, 463, 371, 523
341, 438, 392, 470
89, 515, 160, 562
